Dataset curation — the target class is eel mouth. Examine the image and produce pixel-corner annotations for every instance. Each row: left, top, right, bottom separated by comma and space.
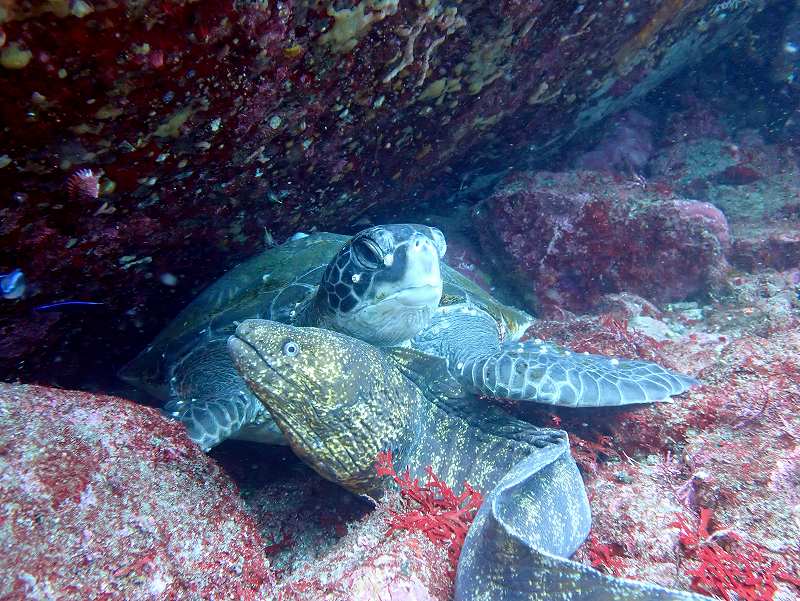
227, 330, 294, 401
227, 330, 261, 366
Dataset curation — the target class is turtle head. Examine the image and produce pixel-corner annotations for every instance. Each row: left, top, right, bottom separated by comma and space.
228, 318, 420, 496
313, 224, 446, 347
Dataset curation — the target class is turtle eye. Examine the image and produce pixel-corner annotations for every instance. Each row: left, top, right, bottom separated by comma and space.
352, 238, 382, 269
282, 340, 300, 357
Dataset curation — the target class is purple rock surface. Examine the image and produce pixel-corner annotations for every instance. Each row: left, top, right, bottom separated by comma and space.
476, 171, 731, 315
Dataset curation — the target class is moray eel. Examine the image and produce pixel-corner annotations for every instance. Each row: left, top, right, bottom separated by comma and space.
228, 319, 703, 601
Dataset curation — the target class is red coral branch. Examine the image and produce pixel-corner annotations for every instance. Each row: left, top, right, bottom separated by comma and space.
671, 507, 799, 600
375, 450, 483, 573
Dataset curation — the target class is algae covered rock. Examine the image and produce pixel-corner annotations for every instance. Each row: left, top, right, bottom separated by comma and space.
0, 0, 760, 384
0, 383, 275, 599
476, 171, 731, 315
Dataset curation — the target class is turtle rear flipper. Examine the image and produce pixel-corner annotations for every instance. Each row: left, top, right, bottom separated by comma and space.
166, 338, 284, 451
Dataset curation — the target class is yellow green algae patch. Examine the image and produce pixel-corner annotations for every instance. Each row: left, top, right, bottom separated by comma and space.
417, 77, 462, 103
319, 0, 399, 54
1, 43, 32, 69
464, 23, 514, 95
154, 107, 194, 138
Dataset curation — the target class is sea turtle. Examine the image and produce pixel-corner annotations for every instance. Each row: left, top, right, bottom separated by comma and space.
120, 224, 696, 451
228, 318, 702, 600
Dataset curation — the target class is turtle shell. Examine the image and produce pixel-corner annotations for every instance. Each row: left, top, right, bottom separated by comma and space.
119, 233, 350, 400
120, 231, 533, 400
440, 266, 533, 341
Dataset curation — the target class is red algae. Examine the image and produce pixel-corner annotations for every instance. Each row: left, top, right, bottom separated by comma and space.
375, 450, 483, 573
671, 507, 800, 600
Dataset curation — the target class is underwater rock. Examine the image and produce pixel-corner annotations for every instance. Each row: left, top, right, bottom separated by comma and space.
649, 130, 800, 224
710, 270, 800, 337
440, 235, 493, 292
571, 326, 800, 597
648, 129, 800, 274
516, 308, 800, 596
212, 444, 451, 600
730, 221, 800, 272
592, 292, 663, 322
0, 0, 760, 384
574, 110, 656, 175
477, 171, 731, 315
662, 95, 732, 145
0, 383, 275, 600
271, 498, 452, 601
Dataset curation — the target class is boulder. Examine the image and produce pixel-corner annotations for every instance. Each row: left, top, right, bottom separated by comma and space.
0, 383, 275, 600
477, 171, 731, 315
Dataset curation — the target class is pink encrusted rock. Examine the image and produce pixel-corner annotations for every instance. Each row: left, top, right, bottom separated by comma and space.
575, 110, 656, 175
0, 383, 275, 600
647, 130, 800, 273
710, 270, 800, 337
211, 443, 450, 600
273, 495, 451, 601
441, 235, 493, 292
729, 220, 800, 272
662, 95, 731, 145
570, 326, 800, 597
516, 300, 800, 595
649, 130, 800, 224
591, 292, 663, 322
477, 171, 731, 315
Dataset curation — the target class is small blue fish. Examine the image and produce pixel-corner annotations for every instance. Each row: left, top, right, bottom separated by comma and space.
0, 269, 26, 300
33, 300, 105, 312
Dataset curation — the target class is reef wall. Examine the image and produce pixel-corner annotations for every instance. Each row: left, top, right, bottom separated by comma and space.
0, 0, 760, 383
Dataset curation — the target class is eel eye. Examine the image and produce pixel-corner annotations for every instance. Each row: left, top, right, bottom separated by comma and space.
352, 238, 382, 269
282, 340, 300, 357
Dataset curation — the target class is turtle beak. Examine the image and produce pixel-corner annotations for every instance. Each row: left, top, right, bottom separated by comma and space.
407, 233, 441, 281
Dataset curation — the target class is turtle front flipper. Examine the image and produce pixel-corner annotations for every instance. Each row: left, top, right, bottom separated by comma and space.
414, 304, 698, 407
456, 447, 704, 601
166, 338, 285, 451
460, 340, 698, 407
